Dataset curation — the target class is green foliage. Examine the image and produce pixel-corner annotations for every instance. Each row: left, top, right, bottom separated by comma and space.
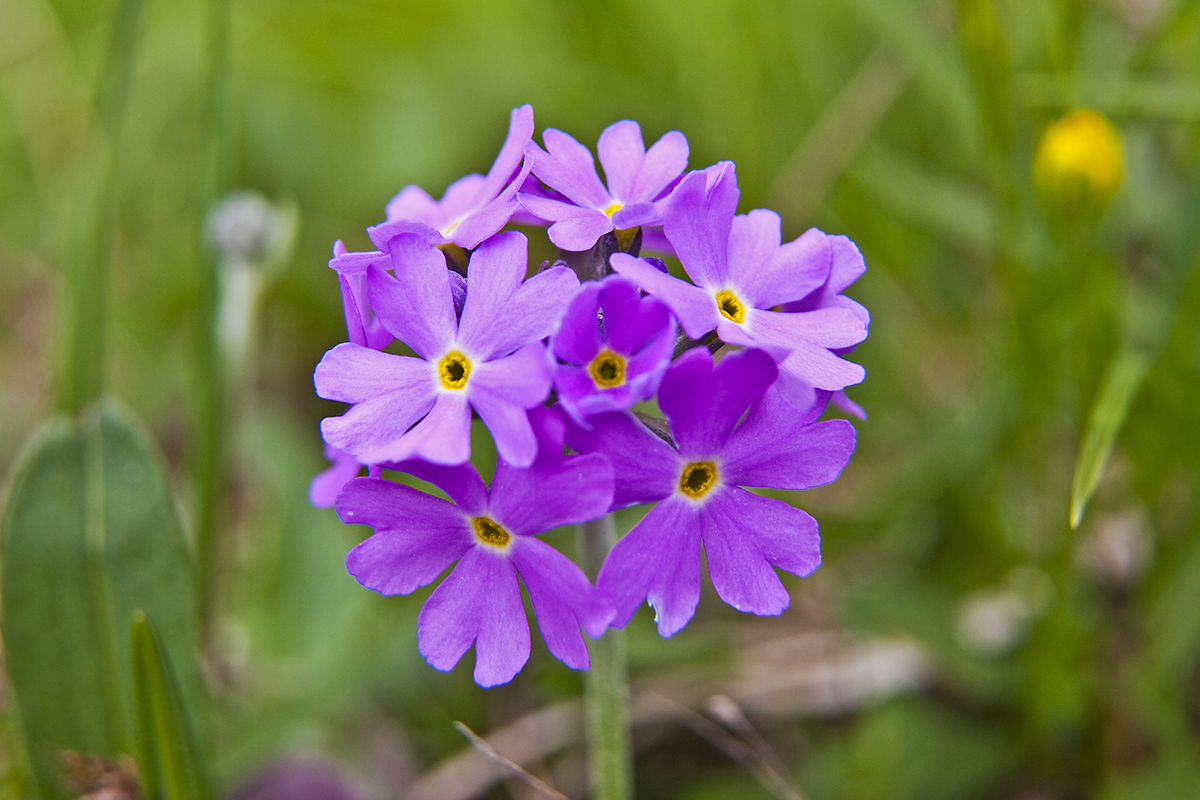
0, 402, 202, 799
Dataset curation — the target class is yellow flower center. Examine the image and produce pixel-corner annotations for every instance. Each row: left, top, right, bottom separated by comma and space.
588, 349, 626, 389
603, 202, 623, 218
438, 351, 471, 390
715, 290, 745, 324
679, 461, 718, 499
472, 517, 510, 548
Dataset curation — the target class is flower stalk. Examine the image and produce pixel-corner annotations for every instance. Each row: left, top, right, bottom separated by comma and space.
578, 514, 634, 800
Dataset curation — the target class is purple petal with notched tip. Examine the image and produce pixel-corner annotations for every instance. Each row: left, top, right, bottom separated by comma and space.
511, 537, 613, 667
662, 162, 738, 288
457, 233, 579, 359
418, 547, 531, 687
657, 348, 776, 459
632, 130, 689, 200
733, 223, 832, 310
315, 345, 437, 457
369, 242, 456, 361
339, 478, 473, 595
701, 488, 821, 616
534, 129, 612, 209
597, 497, 703, 636
722, 387, 856, 491
596, 120, 645, 201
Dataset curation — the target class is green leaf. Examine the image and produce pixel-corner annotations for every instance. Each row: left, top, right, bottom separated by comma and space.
131, 611, 207, 800
1069, 347, 1152, 529
0, 401, 202, 799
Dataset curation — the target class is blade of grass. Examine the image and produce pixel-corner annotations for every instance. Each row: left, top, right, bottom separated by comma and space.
1069, 346, 1152, 529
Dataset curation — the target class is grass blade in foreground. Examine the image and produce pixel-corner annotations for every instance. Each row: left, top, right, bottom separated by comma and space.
132, 611, 208, 800
1069, 346, 1151, 529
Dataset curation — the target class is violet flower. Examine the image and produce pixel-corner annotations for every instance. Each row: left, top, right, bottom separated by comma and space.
314, 231, 578, 468
609, 162, 868, 404
563, 348, 856, 637
369, 104, 536, 251
519, 120, 688, 251
550, 275, 676, 425
337, 408, 615, 686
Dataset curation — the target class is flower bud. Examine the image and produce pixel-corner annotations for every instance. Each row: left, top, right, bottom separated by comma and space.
1033, 109, 1123, 211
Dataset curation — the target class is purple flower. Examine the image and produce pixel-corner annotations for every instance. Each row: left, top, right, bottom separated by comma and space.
519, 120, 688, 251
369, 105, 536, 251
314, 231, 578, 468
563, 348, 856, 637
550, 275, 676, 425
337, 408, 616, 686
609, 162, 868, 403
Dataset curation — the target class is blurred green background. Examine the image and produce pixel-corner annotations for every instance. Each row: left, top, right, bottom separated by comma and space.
1, 0, 1199, 798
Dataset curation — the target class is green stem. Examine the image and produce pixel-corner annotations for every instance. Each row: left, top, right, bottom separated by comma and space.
56, 0, 145, 414
194, 0, 232, 648
578, 514, 634, 800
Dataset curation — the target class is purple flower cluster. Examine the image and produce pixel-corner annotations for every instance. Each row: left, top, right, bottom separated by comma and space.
312, 105, 869, 686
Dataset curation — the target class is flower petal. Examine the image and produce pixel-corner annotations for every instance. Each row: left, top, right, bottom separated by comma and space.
662, 162, 738, 289
561, 410, 678, 508
610, 253, 715, 339
551, 281, 604, 365
701, 487, 820, 616
491, 450, 613, 537
597, 498, 703, 636
339, 478, 472, 595
722, 388, 857, 490
657, 348, 776, 458
417, 548, 530, 687
511, 536, 614, 668
534, 129, 611, 209
597, 120, 645, 202
632, 130, 688, 201
359, 390, 472, 465
547, 213, 617, 252
732, 220, 832, 310
369, 242, 456, 361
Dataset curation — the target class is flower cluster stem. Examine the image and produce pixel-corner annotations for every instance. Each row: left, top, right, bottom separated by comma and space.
578, 514, 634, 800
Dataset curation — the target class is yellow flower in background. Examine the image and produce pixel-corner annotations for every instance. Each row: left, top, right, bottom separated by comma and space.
1033, 109, 1123, 210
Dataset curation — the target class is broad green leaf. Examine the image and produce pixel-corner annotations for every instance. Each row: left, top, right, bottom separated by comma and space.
1, 401, 201, 799
1069, 347, 1151, 529
131, 611, 207, 800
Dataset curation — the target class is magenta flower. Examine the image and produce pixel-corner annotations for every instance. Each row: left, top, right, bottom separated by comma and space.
314, 231, 578, 468
563, 348, 856, 637
337, 408, 615, 686
368, 104, 535, 251
550, 275, 676, 425
519, 120, 688, 251
609, 162, 868, 403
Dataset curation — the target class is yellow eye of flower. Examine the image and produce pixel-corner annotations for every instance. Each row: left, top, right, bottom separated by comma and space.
588, 349, 626, 389
438, 351, 471, 390
604, 202, 623, 218
715, 290, 745, 324
472, 517, 510, 547
679, 461, 718, 499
